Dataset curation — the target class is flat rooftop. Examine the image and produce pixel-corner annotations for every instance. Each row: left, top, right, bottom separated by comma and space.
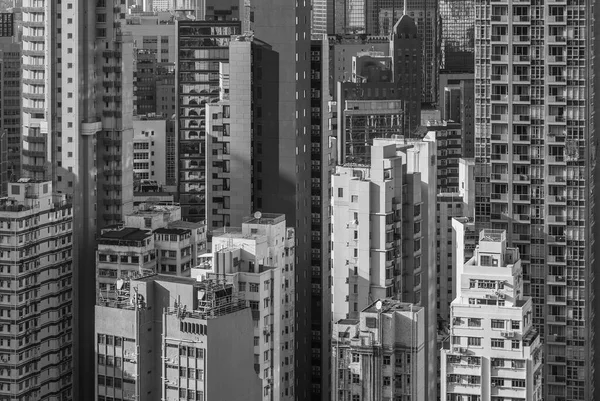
155, 227, 190, 236
169, 220, 204, 230
363, 299, 422, 314
243, 213, 285, 225
134, 273, 195, 285
99, 227, 152, 242
337, 318, 360, 325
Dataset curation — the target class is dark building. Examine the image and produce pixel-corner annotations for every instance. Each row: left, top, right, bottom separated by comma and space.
175, 20, 241, 222
243, 0, 314, 398
391, 14, 421, 134
439, 72, 475, 158
134, 49, 158, 115
0, 12, 14, 37
439, 0, 474, 72
310, 36, 333, 400
0, 29, 19, 195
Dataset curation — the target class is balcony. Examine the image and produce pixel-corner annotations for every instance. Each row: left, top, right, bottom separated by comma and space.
491, 94, 508, 102
512, 174, 530, 182
513, 114, 530, 123
512, 194, 530, 202
513, 134, 530, 142
547, 115, 566, 124
490, 173, 508, 181
82, 118, 102, 136
491, 74, 508, 83
513, 154, 530, 162
512, 55, 530, 63
490, 193, 509, 201
548, 175, 566, 184
547, 295, 566, 304
490, 114, 509, 122
491, 133, 508, 142
547, 55, 566, 64
547, 215, 566, 223
490, 15, 508, 22
547, 155, 566, 164
547, 235, 566, 244
546, 315, 567, 324
491, 55, 509, 63
491, 35, 508, 43
547, 95, 566, 104
514, 35, 530, 42
548, 75, 566, 84
546, 195, 566, 203
512, 15, 530, 22
512, 95, 530, 102
547, 255, 566, 264
513, 213, 530, 222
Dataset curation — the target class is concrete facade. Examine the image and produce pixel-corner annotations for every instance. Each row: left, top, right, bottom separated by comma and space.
95, 274, 262, 401
441, 229, 543, 401
132, 118, 168, 187
332, 300, 426, 401
0, 180, 74, 400
209, 214, 295, 400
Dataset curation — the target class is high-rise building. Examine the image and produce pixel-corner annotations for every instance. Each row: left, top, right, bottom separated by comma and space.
332, 299, 427, 401
94, 274, 262, 400
311, 0, 334, 35
210, 213, 296, 400
439, 72, 475, 159
175, 19, 241, 222
337, 0, 438, 104
441, 229, 543, 401
205, 34, 278, 229
243, 0, 314, 397
0, 28, 20, 194
331, 138, 438, 400
21, 2, 136, 399
309, 35, 334, 400
474, 2, 597, 398
438, 0, 475, 73
0, 180, 74, 400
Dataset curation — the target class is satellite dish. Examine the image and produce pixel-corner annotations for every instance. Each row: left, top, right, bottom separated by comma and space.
254, 211, 262, 220
375, 300, 383, 311
116, 279, 124, 290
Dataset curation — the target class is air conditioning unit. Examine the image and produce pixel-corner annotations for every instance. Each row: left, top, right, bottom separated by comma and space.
485, 294, 492, 299
498, 294, 506, 299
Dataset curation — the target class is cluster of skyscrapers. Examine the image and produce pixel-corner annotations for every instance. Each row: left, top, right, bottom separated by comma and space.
0, 0, 596, 400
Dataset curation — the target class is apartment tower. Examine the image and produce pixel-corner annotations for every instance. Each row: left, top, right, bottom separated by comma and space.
21, 1, 137, 399
441, 229, 543, 400
0, 180, 74, 400
474, 1, 597, 399
243, 0, 315, 398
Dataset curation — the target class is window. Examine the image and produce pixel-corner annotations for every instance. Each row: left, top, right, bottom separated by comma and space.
239, 282, 246, 292
352, 396, 360, 401
352, 374, 360, 384
491, 378, 505, 387
338, 188, 343, 197
383, 355, 391, 365
351, 195, 358, 202
467, 337, 481, 346
468, 318, 481, 327
511, 320, 521, 330
249, 283, 259, 292
491, 319, 505, 329
512, 379, 525, 388
383, 376, 391, 386
352, 353, 359, 363
491, 338, 505, 348
452, 336, 461, 344
511, 340, 520, 349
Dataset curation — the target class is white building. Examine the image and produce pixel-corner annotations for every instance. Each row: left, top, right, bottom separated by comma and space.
331, 138, 438, 399
0, 180, 74, 400
441, 229, 543, 401
133, 118, 168, 187
208, 213, 295, 400
332, 299, 426, 401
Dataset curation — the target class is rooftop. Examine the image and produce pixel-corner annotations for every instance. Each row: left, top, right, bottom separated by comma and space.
243, 213, 285, 225
337, 318, 360, 325
169, 220, 205, 230
129, 204, 180, 215
99, 227, 153, 243
363, 299, 422, 314
134, 273, 195, 285
155, 227, 190, 236
479, 229, 506, 242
